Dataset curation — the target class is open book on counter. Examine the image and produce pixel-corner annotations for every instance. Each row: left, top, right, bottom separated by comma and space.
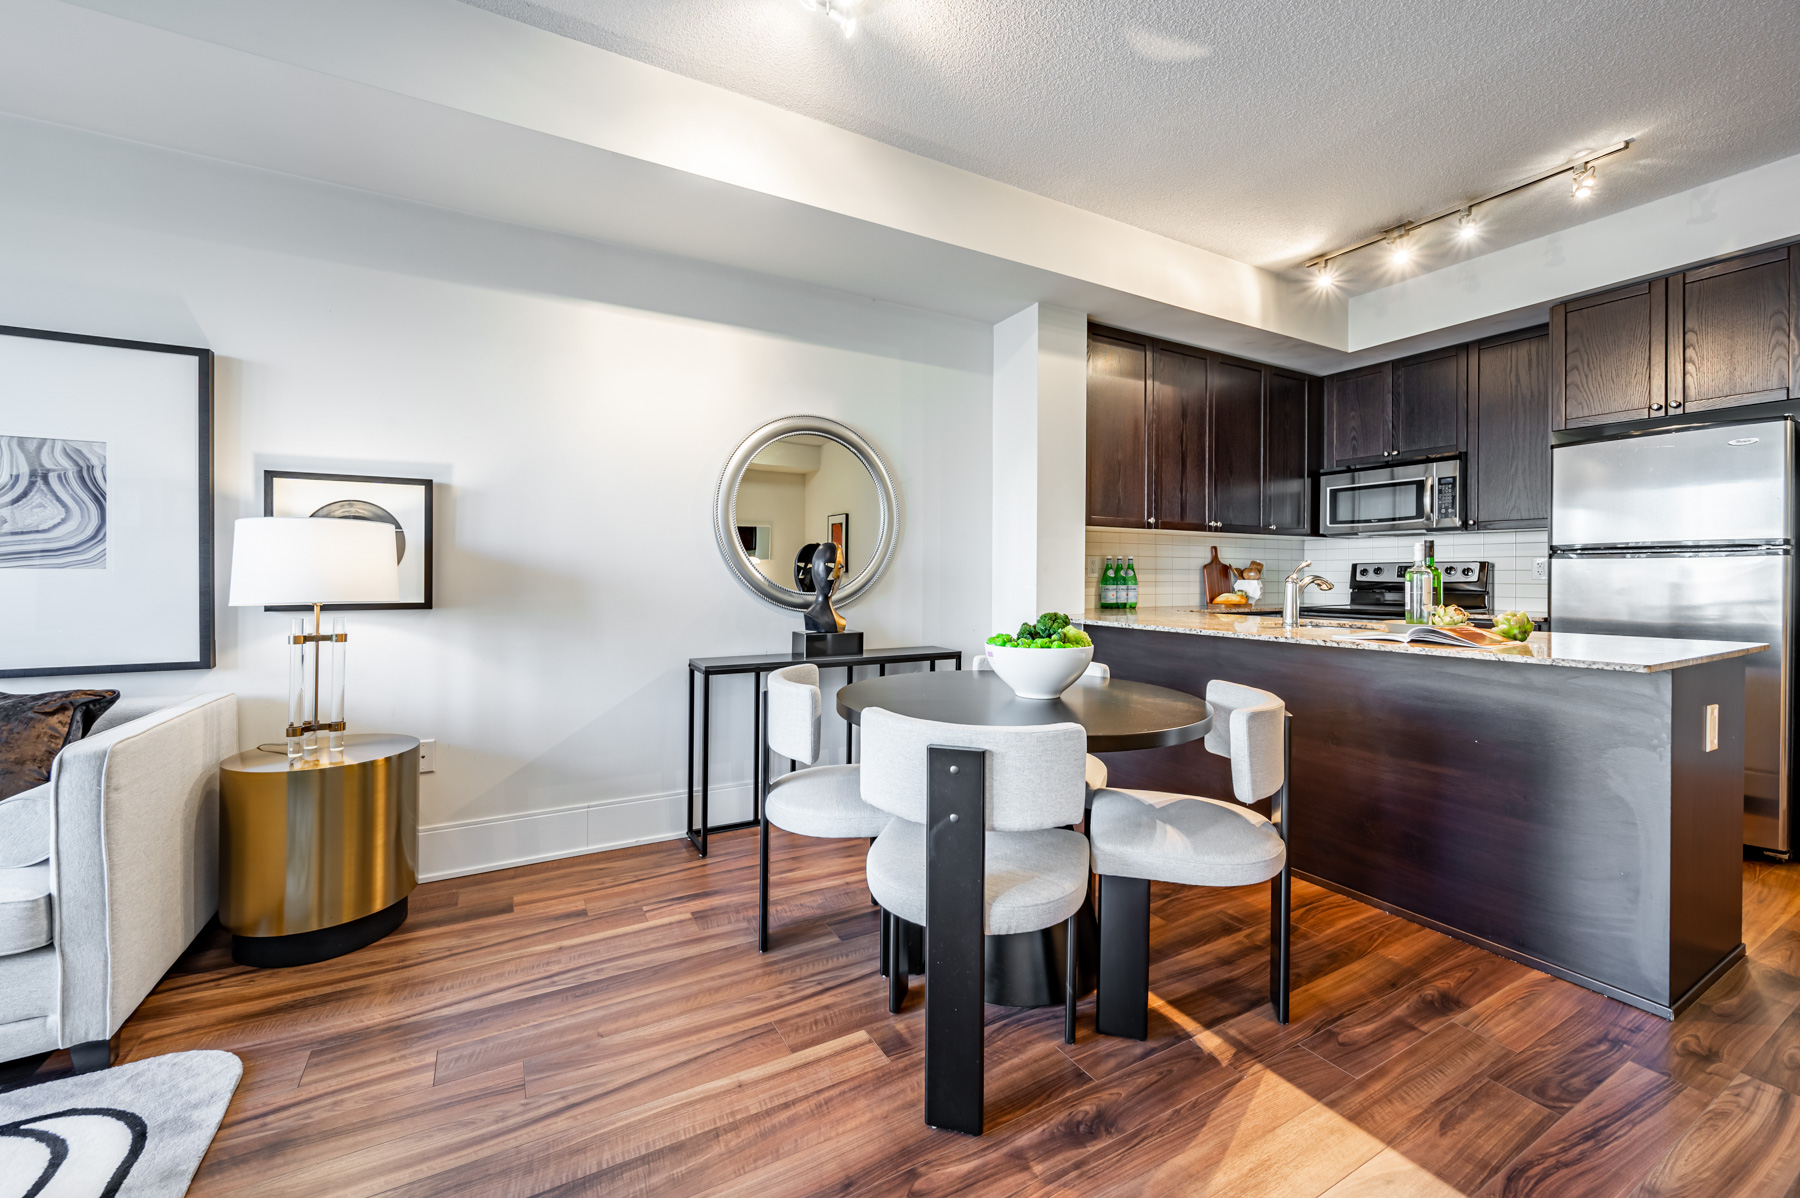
1333, 624, 1515, 648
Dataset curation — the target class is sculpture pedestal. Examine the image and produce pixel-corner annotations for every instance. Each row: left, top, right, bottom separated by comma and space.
793, 631, 863, 659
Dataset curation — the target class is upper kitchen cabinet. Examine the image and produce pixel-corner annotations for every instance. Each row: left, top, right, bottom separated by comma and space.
1148, 345, 1209, 530
1551, 280, 1667, 429
1209, 358, 1266, 532
1668, 246, 1797, 415
1392, 345, 1466, 458
1468, 328, 1551, 528
1086, 326, 1319, 534
1086, 333, 1149, 527
1324, 362, 1391, 467
1264, 371, 1315, 534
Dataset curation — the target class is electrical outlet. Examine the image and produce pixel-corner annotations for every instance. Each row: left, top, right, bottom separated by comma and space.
1533, 558, 1548, 581
1087, 556, 1100, 577
418, 738, 436, 773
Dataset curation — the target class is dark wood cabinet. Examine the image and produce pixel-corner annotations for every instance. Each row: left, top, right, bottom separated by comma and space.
1148, 347, 1209, 531
1669, 246, 1796, 415
1324, 363, 1392, 468
1085, 334, 1149, 527
1393, 345, 1465, 458
1551, 280, 1666, 429
1209, 359, 1265, 531
1469, 329, 1550, 528
1264, 372, 1312, 534
1087, 326, 1318, 535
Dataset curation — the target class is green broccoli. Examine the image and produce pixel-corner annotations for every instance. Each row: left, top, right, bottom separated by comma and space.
1017, 622, 1038, 642
1060, 627, 1092, 648
1034, 612, 1072, 638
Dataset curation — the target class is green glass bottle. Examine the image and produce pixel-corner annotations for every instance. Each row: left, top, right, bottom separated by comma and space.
1099, 557, 1114, 608
1125, 557, 1139, 609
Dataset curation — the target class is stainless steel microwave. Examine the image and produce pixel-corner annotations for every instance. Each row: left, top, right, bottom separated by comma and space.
1319, 459, 1461, 536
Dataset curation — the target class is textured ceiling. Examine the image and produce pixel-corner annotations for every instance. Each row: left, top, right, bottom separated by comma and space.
458, 0, 1800, 295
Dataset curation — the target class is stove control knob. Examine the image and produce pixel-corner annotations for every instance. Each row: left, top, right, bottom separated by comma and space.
1372, 566, 1384, 577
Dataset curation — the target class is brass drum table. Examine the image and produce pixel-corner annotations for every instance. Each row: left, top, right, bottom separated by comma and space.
220, 733, 420, 967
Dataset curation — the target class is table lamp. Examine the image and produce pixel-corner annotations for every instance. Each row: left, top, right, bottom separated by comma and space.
228, 516, 399, 763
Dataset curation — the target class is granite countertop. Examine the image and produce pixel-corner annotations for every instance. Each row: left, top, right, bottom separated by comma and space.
1077, 608, 1768, 673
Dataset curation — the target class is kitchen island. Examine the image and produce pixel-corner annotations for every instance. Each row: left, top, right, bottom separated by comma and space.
1080, 607, 1769, 1018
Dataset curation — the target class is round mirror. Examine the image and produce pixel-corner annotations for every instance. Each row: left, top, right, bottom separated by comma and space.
714, 417, 899, 611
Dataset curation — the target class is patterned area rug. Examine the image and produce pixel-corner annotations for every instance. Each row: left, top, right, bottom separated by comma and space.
0, 1050, 240, 1197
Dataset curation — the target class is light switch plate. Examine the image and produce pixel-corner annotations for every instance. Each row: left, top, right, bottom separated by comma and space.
1533, 558, 1548, 580
418, 738, 436, 773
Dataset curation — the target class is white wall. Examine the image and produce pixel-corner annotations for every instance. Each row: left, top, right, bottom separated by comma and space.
0, 117, 992, 879
991, 303, 1088, 633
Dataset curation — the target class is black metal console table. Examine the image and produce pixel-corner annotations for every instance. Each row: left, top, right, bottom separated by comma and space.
685, 645, 963, 856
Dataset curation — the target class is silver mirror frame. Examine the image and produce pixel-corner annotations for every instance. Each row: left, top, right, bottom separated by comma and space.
713, 416, 901, 612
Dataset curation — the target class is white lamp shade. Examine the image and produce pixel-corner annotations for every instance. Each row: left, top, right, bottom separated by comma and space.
228, 517, 401, 606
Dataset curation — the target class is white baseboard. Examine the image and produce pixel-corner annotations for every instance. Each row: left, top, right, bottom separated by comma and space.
418, 782, 754, 882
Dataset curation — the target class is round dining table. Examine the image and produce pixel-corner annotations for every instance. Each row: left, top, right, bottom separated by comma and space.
836, 668, 1212, 1007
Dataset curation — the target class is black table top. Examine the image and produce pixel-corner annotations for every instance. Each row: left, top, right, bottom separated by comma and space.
689, 645, 961, 674
835, 671, 1212, 753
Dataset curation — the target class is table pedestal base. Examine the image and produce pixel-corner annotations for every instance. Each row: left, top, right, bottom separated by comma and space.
984, 900, 1098, 1007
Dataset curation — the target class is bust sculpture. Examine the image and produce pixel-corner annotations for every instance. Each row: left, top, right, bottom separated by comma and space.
803, 541, 847, 634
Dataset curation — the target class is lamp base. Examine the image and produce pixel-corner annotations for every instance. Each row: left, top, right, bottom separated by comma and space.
793, 631, 863, 659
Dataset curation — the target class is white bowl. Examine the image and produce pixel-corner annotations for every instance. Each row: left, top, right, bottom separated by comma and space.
984, 644, 1094, 700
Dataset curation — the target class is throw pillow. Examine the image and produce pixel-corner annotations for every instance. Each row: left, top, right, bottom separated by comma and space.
0, 690, 120, 801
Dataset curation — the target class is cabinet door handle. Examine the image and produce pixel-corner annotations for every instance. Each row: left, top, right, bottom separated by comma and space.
1650, 402, 1665, 413
1269, 524, 1277, 530
1148, 516, 1157, 526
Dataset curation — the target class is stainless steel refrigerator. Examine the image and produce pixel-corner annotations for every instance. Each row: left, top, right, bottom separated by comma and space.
1551, 418, 1793, 856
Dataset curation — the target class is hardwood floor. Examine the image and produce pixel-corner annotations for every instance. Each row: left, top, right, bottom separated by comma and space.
15, 832, 1800, 1196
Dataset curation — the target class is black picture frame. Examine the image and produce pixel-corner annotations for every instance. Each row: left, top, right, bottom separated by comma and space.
0, 323, 213, 679
262, 470, 434, 611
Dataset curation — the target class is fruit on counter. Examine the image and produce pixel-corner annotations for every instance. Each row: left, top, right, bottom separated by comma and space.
987, 614, 1088, 649
1427, 604, 1470, 627
1493, 610, 1535, 641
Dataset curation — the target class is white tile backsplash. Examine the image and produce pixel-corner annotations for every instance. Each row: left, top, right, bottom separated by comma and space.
1086, 527, 1550, 617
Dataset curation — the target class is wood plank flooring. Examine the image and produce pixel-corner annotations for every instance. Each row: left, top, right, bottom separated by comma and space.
12, 831, 1800, 1196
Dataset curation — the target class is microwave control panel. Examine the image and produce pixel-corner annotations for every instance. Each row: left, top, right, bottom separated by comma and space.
1435, 476, 1458, 519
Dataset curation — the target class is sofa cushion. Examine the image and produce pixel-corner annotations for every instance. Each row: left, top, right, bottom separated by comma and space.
0, 689, 119, 800
0, 862, 52, 957
0, 783, 49, 868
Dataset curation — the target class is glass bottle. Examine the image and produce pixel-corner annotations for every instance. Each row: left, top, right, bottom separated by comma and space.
1125, 557, 1139, 609
1100, 558, 1115, 608
1404, 539, 1444, 623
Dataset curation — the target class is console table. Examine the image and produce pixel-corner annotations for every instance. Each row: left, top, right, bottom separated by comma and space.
685, 645, 963, 856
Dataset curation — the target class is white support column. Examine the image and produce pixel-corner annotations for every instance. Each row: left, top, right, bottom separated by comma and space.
992, 303, 1087, 634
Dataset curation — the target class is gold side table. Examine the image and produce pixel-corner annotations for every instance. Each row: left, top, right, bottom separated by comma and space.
220, 733, 420, 967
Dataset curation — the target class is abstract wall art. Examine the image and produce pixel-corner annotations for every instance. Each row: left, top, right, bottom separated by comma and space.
0, 325, 213, 678
264, 471, 434, 609
0, 435, 108, 569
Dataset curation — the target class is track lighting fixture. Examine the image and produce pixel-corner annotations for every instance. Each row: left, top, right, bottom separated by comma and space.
799, 0, 857, 36
1301, 140, 1630, 282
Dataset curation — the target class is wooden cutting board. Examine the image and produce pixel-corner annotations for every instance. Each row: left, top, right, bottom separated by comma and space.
1203, 547, 1237, 603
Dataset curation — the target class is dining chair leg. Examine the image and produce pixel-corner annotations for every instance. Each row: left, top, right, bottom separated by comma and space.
1095, 874, 1150, 1041
1063, 911, 1078, 1044
1270, 865, 1292, 1024
924, 745, 986, 1136
880, 907, 891, 978
888, 912, 907, 1014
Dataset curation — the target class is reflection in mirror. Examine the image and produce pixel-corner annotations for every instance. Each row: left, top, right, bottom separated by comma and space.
732, 435, 879, 594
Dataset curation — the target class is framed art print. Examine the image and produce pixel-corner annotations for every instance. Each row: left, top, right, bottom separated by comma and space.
826, 512, 848, 567
0, 324, 214, 678
264, 471, 433, 610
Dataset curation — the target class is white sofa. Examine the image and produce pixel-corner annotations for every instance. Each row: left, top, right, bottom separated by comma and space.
0, 693, 236, 1070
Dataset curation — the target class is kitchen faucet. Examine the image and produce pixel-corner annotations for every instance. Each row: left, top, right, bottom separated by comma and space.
1282, 562, 1335, 629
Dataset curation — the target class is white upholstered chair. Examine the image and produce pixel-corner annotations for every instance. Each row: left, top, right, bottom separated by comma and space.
861, 708, 1089, 1035
1087, 680, 1293, 1037
0, 694, 237, 1070
758, 664, 892, 952
972, 656, 1111, 800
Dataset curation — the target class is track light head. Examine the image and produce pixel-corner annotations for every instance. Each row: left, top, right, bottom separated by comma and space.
1311, 261, 1337, 289
1385, 227, 1412, 264
1571, 164, 1597, 199
1456, 209, 1479, 240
